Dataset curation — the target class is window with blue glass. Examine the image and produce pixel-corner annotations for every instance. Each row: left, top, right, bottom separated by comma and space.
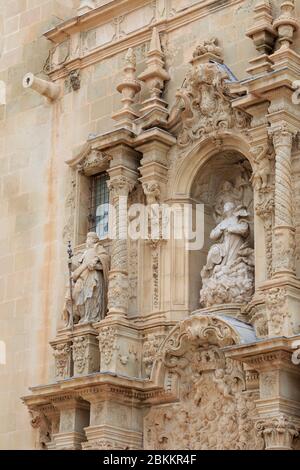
89, 173, 109, 239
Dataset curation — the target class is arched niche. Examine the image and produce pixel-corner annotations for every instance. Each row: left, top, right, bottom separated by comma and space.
188, 149, 254, 311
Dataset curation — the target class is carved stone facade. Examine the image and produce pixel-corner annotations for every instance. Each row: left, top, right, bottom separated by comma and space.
1, 0, 300, 451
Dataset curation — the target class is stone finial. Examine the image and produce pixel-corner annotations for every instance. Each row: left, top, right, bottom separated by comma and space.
77, 0, 96, 16
22, 73, 61, 101
112, 48, 141, 128
138, 27, 170, 114
273, 0, 298, 49
246, 0, 277, 54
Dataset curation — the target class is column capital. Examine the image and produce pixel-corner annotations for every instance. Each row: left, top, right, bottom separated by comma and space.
256, 414, 300, 450
107, 175, 135, 198
268, 123, 297, 147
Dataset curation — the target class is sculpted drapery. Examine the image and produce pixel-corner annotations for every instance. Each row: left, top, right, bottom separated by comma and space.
200, 201, 254, 307
63, 232, 110, 326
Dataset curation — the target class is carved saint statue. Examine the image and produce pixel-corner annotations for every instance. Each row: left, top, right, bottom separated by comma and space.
63, 232, 110, 326
200, 201, 254, 307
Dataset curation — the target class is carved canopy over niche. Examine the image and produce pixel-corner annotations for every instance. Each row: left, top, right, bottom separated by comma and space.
167, 55, 250, 148
145, 314, 263, 450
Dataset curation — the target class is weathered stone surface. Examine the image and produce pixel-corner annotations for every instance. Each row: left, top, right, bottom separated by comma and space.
1, 0, 300, 451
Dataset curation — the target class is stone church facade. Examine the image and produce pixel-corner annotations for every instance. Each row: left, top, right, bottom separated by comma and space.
1, 0, 300, 450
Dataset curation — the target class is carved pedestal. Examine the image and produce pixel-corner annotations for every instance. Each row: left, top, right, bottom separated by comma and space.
96, 320, 141, 377
72, 324, 100, 377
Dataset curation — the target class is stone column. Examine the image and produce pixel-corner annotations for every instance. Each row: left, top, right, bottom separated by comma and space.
270, 125, 296, 278
106, 173, 136, 318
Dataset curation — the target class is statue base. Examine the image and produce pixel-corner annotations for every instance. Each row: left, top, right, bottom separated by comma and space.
193, 303, 245, 320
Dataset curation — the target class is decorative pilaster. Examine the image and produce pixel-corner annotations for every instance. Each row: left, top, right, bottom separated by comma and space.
269, 125, 296, 278
52, 340, 72, 381
251, 142, 275, 279
136, 129, 175, 314
72, 328, 100, 377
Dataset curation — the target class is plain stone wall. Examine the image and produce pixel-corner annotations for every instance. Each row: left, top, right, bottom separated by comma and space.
0, 0, 79, 450
0, 0, 299, 449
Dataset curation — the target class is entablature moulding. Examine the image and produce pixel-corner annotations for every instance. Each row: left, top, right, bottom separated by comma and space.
43, 0, 245, 80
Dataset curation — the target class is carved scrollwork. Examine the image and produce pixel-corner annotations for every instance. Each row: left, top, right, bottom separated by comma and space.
145, 315, 261, 450
167, 49, 250, 147
77, 150, 111, 176
30, 410, 51, 450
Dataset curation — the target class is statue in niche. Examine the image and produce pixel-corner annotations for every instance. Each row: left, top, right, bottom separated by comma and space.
63, 232, 110, 326
200, 200, 254, 308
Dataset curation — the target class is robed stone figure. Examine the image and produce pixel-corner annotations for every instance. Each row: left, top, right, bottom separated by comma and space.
63, 232, 110, 326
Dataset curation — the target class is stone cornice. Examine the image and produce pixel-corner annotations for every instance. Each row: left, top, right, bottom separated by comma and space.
21, 372, 173, 410
44, 0, 244, 80
224, 337, 300, 374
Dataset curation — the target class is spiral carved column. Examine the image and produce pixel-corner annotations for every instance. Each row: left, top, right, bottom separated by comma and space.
270, 126, 296, 278
107, 176, 135, 317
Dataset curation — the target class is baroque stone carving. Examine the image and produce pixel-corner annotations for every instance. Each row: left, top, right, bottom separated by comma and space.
72, 335, 99, 376
143, 334, 165, 378
145, 315, 262, 450
256, 415, 300, 450
167, 47, 250, 147
192, 37, 222, 60
82, 439, 127, 450
63, 232, 110, 326
77, 150, 111, 175
53, 343, 72, 380
200, 202, 254, 307
98, 326, 118, 366
30, 410, 51, 450
252, 144, 275, 278
265, 287, 288, 336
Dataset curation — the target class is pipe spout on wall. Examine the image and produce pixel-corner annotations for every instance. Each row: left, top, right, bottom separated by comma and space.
22, 73, 61, 101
